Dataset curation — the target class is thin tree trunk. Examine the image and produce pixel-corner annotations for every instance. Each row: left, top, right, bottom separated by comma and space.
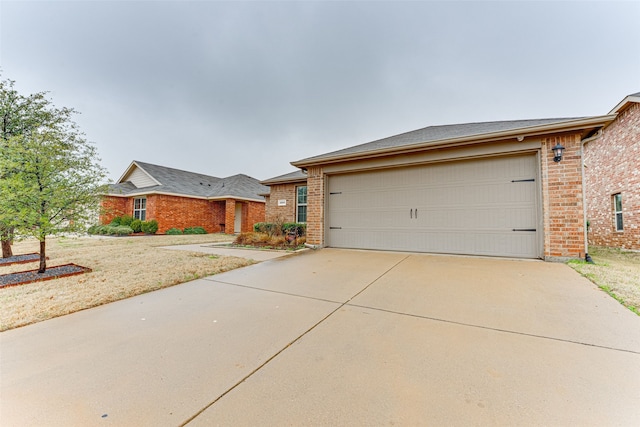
38, 239, 46, 273
1, 226, 14, 258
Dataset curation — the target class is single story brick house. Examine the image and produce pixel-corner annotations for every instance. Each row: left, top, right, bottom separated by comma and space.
583, 92, 639, 251
263, 94, 639, 260
261, 170, 309, 223
101, 161, 268, 234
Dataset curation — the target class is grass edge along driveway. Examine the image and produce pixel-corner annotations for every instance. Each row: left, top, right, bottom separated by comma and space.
568, 246, 640, 315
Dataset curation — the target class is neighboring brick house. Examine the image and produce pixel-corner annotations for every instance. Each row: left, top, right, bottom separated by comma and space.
584, 93, 640, 250
101, 161, 268, 234
265, 114, 631, 260
260, 170, 308, 223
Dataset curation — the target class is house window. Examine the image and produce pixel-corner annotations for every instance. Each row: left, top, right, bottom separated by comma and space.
296, 186, 307, 223
134, 197, 146, 221
613, 193, 623, 231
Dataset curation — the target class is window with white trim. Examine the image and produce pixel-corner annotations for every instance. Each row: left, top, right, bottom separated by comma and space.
613, 193, 623, 231
296, 186, 307, 223
134, 197, 146, 221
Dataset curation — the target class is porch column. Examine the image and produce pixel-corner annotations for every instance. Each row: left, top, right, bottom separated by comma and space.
224, 199, 236, 234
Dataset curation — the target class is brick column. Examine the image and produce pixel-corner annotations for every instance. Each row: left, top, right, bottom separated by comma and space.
541, 133, 586, 260
306, 166, 325, 246
224, 199, 236, 234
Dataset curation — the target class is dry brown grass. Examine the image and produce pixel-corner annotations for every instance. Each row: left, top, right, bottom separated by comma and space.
0, 234, 252, 331
569, 246, 640, 314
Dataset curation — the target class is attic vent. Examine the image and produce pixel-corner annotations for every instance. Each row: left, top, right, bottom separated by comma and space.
200, 182, 203, 185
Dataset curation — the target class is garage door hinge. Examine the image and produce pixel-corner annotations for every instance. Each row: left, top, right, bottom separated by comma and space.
329, 226, 342, 230
512, 228, 537, 232
511, 178, 535, 182
329, 192, 342, 195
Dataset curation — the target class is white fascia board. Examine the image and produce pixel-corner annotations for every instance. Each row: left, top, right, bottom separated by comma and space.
116, 161, 161, 186
609, 95, 640, 114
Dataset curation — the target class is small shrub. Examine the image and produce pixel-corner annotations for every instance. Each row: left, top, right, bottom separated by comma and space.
112, 225, 134, 236
283, 222, 306, 237
141, 219, 159, 234
87, 224, 101, 235
110, 216, 122, 226
166, 228, 183, 235
119, 215, 134, 227
184, 226, 207, 234
130, 219, 142, 233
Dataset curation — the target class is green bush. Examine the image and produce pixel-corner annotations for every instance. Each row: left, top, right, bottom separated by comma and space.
87, 224, 101, 235
111, 225, 134, 236
283, 222, 306, 237
253, 222, 278, 235
141, 219, 158, 234
109, 216, 122, 226
166, 228, 183, 235
130, 219, 142, 233
184, 226, 207, 234
119, 214, 134, 227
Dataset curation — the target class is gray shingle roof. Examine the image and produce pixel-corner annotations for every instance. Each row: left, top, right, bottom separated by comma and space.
107, 161, 269, 201
294, 117, 585, 164
261, 170, 308, 185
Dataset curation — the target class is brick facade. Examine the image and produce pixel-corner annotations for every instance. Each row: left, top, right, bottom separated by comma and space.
540, 133, 586, 259
264, 182, 305, 223
99, 195, 264, 235
584, 102, 640, 250
306, 166, 325, 247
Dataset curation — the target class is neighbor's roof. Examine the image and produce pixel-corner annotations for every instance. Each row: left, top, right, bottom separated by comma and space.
261, 170, 308, 186
292, 116, 615, 167
107, 161, 269, 202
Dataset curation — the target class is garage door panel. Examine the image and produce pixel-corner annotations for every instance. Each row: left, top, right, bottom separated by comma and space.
327, 155, 540, 258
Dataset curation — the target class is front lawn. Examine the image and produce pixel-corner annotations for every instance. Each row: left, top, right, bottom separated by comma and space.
0, 234, 248, 331
568, 246, 640, 315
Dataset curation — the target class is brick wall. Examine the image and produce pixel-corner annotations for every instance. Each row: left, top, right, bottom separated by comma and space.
306, 166, 325, 246
100, 194, 265, 234
541, 133, 586, 259
100, 196, 132, 224
584, 102, 640, 250
264, 182, 303, 222
147, 194, 225, 234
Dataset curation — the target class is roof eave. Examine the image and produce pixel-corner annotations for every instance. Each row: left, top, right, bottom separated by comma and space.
261, 176, 308, 186
609, 95, 640, 114
103, 190, 265, 203
291, 115, 616, 168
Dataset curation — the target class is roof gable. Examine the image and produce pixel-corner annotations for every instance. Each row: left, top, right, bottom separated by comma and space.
107, 161, 268, 202
609, 92, 640, 114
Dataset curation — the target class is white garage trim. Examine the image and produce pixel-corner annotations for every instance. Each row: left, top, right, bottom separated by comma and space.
326, 154, 542, 258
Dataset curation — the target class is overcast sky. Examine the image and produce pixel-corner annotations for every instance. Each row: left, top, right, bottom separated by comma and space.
2, 1, 639, 182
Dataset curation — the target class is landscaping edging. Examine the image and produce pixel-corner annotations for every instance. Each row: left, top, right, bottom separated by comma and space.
0, 253, 48, 267
0, 263, 92, 288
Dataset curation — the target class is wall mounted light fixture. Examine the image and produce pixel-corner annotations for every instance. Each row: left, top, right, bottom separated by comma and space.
552, 143, 565, 162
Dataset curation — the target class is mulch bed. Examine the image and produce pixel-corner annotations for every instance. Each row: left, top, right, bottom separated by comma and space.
0, 253, 43, 266
0, 264, 92, 289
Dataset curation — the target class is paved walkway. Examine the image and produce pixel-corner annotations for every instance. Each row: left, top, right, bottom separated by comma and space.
2, 249, 639, 425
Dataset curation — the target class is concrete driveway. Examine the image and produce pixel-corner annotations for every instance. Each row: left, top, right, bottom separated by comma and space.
2, 249, 639, 426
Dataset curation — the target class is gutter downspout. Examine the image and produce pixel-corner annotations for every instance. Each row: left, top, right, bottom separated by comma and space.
580, 129, 602, 263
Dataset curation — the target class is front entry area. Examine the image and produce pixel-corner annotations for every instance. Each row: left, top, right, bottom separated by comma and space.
326, 154, 541, 258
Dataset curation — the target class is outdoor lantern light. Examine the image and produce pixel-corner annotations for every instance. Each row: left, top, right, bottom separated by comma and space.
552, 143, 565, 162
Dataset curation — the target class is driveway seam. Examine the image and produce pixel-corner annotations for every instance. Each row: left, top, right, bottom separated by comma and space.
201, 278, 344, 304
347, 303, 640, 355
181, 254, 412, 426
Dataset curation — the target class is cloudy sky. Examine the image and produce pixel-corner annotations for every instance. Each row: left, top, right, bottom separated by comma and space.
1, 1, 639, 182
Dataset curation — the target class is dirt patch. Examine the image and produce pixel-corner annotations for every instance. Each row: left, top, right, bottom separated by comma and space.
0, 233, 248, 331
569, 246, 640, 314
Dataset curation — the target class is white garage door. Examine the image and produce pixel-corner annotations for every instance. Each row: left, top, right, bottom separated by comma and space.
326, 154, 540, 258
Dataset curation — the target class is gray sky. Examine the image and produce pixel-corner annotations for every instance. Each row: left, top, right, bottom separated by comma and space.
2, 1, 639, 182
